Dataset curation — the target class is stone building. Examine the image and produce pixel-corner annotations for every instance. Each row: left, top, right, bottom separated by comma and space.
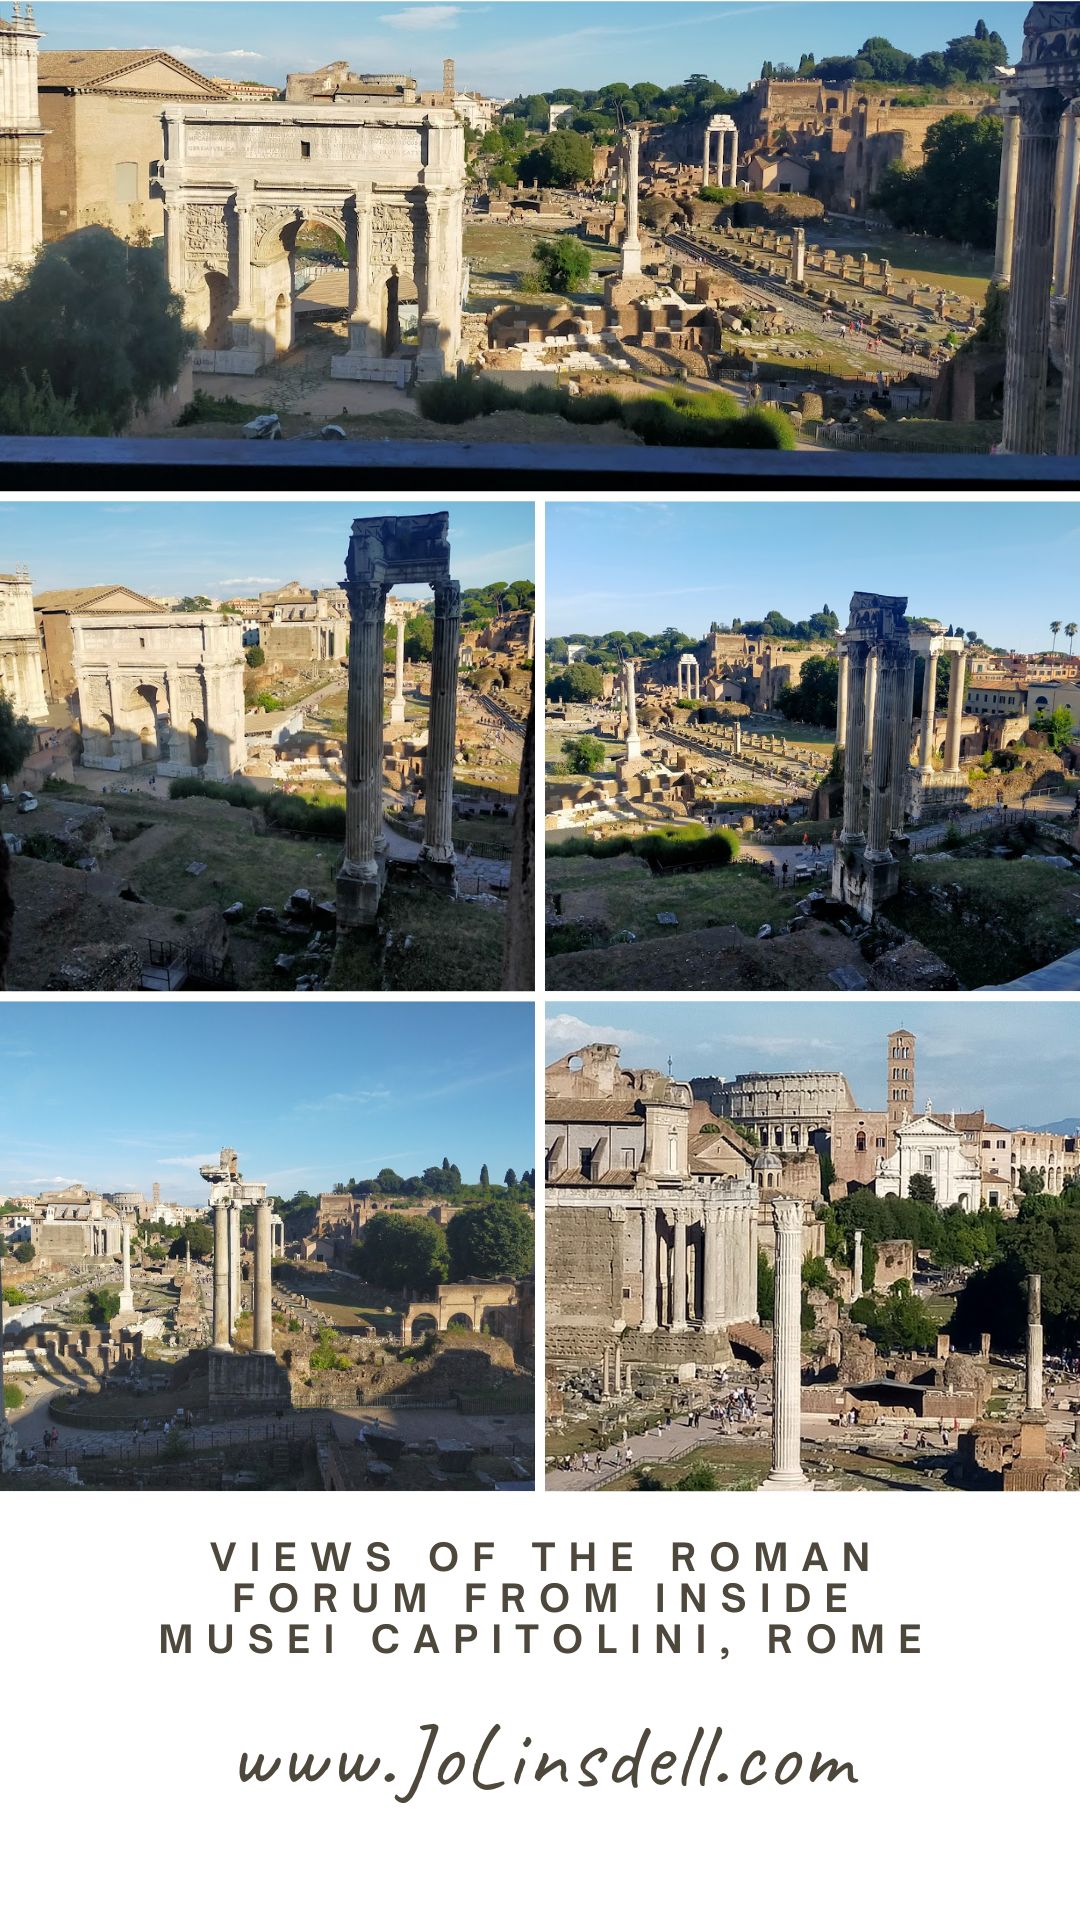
0, 3, 44, 275
693, 1068, 855, 1154
35, 46, 225, 244
257, 582, 350, 667
0, 567, 48, 721
71, 609, 247, 778
158, 96, 466, 381
31, 1185, 122, 1260
34, 583, 166, 702
874, 1105, 982, 1209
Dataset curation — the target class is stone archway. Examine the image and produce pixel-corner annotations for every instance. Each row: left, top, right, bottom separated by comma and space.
203, 270, 232, 349
189, 716, 209, 767
410, 1313, 438, 1341
161, 101, 466, 383
446, 1312, 473, 1331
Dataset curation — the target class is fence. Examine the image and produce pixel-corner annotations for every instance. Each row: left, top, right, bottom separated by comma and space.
13, 1414, 332, 1473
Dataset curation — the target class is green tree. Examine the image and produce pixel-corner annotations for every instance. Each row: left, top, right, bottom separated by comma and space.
517, 128, 595, 188
1031, 706, 1075, 753
310, 1326, 350, 1372
873, 114, 1002, 248
349, 1212, 448, 1295
0, 693, 36, 780
245, 644, 266, 667
756, 1246, 775, 1321
775, 654, 838, 728
529, 234, 593, 295
3, 1381, 25, 1409
503, 1168, 517, 1190
0, 226, 194, 431
908, 1172, 937, 1207
87, 1284, 121, 1321
171, 1220, 213, 1260
850, 1285, 938, 1352
562, 734, 606, 775
548, 661, 604, 703
175, 595, 212, 611
445, 1199, 534, 1280
11, 1242, 34, 1265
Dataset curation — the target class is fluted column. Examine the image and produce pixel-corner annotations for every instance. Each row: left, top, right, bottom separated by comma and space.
625, 657, 641, 759
1055, 104, 1080, 296
835, 645, 849, 745
671, 1212, 687, 1329
1026, 1271, 1044, 1413
888, 648, 915, 837
702, 126, 710, 187
702, 1207, 722, 1329
622, 127, 642, 275
944, 651, 966, 772
347, 188, 374, 352
763, 1197, 810, 1490
254, 1198, 273, 1355
640, 1205, 658, 1330
390, 609, 407, 725
233, 194, 254, 321
840, 637, 869, 845
1057, 160, 1080, 453
994, 97, 1021, 283
1002, 89, 1066, 454
337, 577, 387, 925
118, 1221, 134, 1314
866, 650, 899, 860
211, 1197, 230, 1351
421, 578, 462, 867
918, 646, 939, 771
865, 648, 878, 748
228, 1200, 242, 1333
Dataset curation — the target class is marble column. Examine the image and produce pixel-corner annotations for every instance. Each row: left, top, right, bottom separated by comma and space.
866, 650, 899, 861
763, 1197, 810, 1490
211, 1197, 230, 1351
1056, 162, 1080, 454
621, 127, 642, 276
865, 648, 878, 749
840, 638, 869, 846
918, 647, 939, 771
337, 577, 388, 926
888, 648, 916, 837
347, 188, 374, 353
702, 127, 711, 188
1026, 1271, 1044, 1413
254, 1198, 273, 1356
702, 1208, 722, 1330
835, 645, 849, 745
994, 97, 1021, 282
624, 657, 641, 760
1002, 89, 1065, 455
943, 652, 966, 773
390, 609, 407, 725
118, 1221, 134, 1315
671, 1213, 687, 1329
1054, 104, 1080, 296
233, 194, 254, 328
726, 127, 738, 188
421, 578, 462, 868
228, 1200, 241, 1334
640, 1206, 658, 1331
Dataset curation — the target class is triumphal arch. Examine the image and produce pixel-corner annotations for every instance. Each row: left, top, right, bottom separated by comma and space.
158, 101, 466, 384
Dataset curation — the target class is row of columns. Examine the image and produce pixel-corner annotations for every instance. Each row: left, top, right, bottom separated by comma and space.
997, 83, 1080, 454
677, 655, 701, 700
702, 119, 738, 189
212, 1194, 274, 1356
638, 1201, 754, 1333
917, 648, 967, 775
0, 638, 48, 722
336, 575, 463, 925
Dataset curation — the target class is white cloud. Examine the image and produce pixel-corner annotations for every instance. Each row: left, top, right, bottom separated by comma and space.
167, 47, 266, 64
378, 6, 462, 31
220, 576, 279, 586
545, 1013, 654, 1056
157, 1153, 217, 1170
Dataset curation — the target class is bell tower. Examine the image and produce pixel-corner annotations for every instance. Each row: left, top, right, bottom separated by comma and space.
886, 1028, 916, 1146
0, 3, 43, 277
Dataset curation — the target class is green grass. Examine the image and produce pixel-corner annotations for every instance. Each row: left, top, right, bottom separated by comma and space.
327, 876, 507, 990
874, 417, 1000, 455
847, 231, 993, 301
887, 850, 1080, 986
464, 221, 618, 300
546, 852, 800, 945
129, 815, 338, 914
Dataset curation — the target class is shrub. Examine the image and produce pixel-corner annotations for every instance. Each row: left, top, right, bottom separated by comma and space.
3, 1382, 25, 1409
264, 791, 345, 839
176, 389, 253, 426
168, 775, 261, 809
11, 1242, 34, 1265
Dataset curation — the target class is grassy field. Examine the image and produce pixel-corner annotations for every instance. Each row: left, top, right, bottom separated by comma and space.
329, 876, 508, 990
126, 810, 339, 915
464, 221, 619, 302
887, 848, 1080, 986
848, 231, 993, 301
547, 852, 803, 945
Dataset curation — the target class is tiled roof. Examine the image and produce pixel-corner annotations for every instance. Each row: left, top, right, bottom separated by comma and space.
34, 585, 162, 612
546, 1096, 642, 1123
38, 48, 224, 93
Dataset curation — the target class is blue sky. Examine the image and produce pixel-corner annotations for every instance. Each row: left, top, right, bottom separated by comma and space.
546, 503, 1080, 655
545, 1004, 1080, 1129
36, 4, 1028, 95
0, 500, 534, 601
1, 1001, 536, 1201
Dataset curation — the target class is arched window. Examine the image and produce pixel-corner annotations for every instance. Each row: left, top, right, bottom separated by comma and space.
856, 1131, 866, 1153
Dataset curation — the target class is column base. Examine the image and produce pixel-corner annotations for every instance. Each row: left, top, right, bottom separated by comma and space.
761, 1468, 813, 1490
389, 695, 406, 726
620, 243, 643, 277
336, 856, 386, 928
418, 846, 456, 888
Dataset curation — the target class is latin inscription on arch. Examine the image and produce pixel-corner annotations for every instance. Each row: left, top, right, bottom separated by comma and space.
184, 124, 422, 168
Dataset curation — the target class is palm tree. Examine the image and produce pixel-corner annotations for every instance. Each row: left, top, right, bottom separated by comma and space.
1066, 621, 1078, 660
1050, 619, 1062, 656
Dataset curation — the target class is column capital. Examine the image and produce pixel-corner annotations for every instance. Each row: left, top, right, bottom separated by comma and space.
432, 576, 462, 618
345, 578, 387, 622
1017, 85, 1067, 134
